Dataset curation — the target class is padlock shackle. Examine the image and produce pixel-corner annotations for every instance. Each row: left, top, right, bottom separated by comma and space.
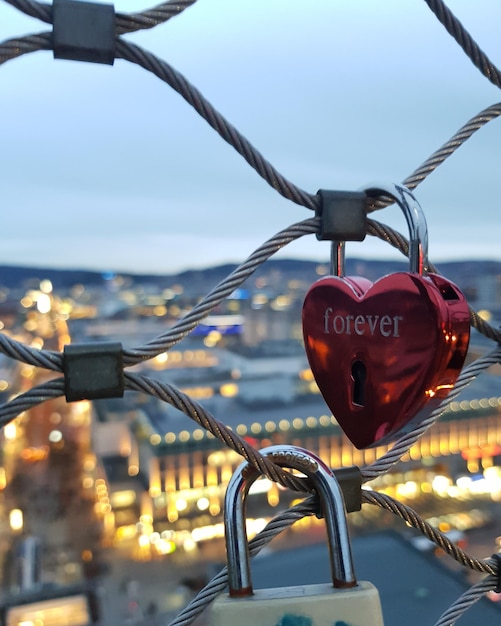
331, 183, 428, 276
224, 445, 357, 596
331, 240, 346, 277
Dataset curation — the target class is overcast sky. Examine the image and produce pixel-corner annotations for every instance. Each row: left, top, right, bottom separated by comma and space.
1, 1, 500, 275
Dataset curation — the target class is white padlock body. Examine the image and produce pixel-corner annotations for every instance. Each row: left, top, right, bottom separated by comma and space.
210, 580, 384, 626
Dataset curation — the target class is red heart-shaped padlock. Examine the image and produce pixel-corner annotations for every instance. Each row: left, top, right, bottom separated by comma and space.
302, 272, 470, 448
302, 183, 470, 449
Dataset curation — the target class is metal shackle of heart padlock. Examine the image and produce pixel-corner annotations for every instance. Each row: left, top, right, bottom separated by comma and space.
210, 444, 384, 626
302, 183, 471, 449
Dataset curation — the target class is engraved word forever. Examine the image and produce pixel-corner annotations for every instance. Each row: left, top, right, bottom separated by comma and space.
323, 307, 403, 338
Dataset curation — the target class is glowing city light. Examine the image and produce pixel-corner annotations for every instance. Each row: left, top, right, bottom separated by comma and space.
36, 293, 51, 314
9, 508, 23, 532
48, 430, 63, 443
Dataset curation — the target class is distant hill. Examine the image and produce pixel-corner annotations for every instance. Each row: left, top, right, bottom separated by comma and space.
0, 265, 108, 290
0, 258, 500, 293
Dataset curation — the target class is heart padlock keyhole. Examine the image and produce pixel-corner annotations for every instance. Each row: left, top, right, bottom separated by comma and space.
351, 360, 367, 407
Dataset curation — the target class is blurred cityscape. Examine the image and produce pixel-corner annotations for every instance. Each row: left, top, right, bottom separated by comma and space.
1, 258, 501, 625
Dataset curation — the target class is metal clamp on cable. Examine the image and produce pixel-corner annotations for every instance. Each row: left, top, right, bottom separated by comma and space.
316, 190, 367, 241
53, 0, 115, 65
64, 342, 124, 402
334, 465, 362, 513
310, 466, 362, 515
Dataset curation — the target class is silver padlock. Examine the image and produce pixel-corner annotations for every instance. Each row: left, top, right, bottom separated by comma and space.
210, 444, 384, 626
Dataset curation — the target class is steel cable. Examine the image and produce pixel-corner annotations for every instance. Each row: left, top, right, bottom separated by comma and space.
402, 102, 501, 192
116, 1, 199, 35
114, 38, 318, 211
433, 575, 498, 626
4, 0, 198, 34
7, 0, 501, 91
362, 490, 496, 575
468, 306, 501, 343
0, 31, 51, 65
0, 334, 63, 370
0, 377, 65, 427
124, 371, 313, 494
369, 102, 501, 213
3, 0, 51, 23
123, 219, 319, 364
423, 0, 501, 90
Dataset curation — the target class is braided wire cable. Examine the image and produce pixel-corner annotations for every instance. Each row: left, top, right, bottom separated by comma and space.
0, 377, 65, 427
114, 38, 318, 211
4, 0, 198, 34
123, 219, 318, 365
367, 218, 410, 257
362, 490, 495, 575
468, 306, 501, 343
0, 31, 51, 65
402, 102, 501, 192
433, 575, 498, 626
116, 1, 198, 35
3, 0, 51, 23
124, 371, 313, 494
423, 0, 501, 90
361, 346, 501, 482
368, 102, 501, 213
168, 497, 316, 626
169, 564, 227, 626
0, 334, 63, 371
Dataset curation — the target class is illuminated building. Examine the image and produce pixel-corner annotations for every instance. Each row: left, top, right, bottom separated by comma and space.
92, 394, 501, 557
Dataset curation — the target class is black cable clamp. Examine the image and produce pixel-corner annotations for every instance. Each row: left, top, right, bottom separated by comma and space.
64, 342, 124, 402
53, 0, 116, 65
492, 553, 501, 593
316, 190, 367, 242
